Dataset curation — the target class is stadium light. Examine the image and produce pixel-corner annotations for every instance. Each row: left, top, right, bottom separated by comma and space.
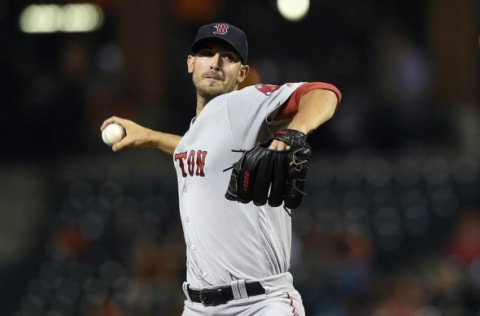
19, 3, 104, 33
276, 0, 310, 22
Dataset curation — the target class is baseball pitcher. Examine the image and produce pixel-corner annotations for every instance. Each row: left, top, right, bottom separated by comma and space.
101, 22, 341, 316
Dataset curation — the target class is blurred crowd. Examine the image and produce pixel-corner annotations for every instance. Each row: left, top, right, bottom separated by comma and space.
9, 154, 480, 316
0, 0, 479, 315
0, 0, 463, 159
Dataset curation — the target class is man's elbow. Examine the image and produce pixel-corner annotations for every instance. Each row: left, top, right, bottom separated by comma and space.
318, 89, 339, 121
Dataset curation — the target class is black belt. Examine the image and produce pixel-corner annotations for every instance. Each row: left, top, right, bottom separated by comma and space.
187, 282, 265, 306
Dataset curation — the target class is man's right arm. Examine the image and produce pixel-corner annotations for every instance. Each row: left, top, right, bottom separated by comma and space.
100, 116, 181, 156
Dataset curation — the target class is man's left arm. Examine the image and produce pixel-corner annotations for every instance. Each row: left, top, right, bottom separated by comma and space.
269, 87, 340, 150
225, 85, 341, 208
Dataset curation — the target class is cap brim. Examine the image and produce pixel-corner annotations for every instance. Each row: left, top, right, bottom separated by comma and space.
190, 36, 245, 64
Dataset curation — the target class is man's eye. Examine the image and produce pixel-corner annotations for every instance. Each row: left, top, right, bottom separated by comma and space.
222, 54, 238, 62
196, 50, 238, 62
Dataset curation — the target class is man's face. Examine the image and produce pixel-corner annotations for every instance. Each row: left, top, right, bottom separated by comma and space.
187, 40, 249, 99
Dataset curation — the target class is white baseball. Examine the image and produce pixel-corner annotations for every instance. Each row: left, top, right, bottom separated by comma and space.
102, 123, 126, 146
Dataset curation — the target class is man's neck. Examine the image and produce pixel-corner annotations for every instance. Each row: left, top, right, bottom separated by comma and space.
196, 89, 221, 115
195, 86, 239, 115
195, 96, 210, 115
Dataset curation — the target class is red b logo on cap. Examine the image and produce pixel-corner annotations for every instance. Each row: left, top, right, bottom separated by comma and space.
213, 23, 229, 35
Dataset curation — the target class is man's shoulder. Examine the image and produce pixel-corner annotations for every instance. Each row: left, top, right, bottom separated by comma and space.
232, 82, 303, 96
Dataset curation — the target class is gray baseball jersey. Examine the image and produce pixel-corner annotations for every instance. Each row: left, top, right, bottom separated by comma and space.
173, 82, 304, 289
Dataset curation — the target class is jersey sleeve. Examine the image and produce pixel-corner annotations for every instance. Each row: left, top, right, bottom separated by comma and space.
225, 83, 305, 149
273, 82, 342, 121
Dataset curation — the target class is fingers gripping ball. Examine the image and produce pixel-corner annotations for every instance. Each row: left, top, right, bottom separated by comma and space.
225, 129, 311, 209
102, 123, 126, 146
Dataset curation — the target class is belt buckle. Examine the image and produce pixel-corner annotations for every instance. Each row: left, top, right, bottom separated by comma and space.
199, 290, 214, 307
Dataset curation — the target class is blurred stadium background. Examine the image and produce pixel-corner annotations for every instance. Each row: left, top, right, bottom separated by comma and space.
0, 0, 479, 315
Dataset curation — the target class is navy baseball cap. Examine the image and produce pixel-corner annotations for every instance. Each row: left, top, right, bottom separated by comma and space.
190, 22, 248, 64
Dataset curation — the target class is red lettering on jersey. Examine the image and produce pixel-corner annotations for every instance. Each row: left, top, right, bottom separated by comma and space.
255, 84, 280, 96
187, 150, 195, 176
195, 151, 207, 176
174, 152, 188, 177
175, 150, 208, 177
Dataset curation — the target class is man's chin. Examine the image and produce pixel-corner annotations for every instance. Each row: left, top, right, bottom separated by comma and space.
203, 84, 224, 94
199, 86, 223, 99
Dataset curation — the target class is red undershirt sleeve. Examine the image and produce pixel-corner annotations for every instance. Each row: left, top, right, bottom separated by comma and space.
273, 82, 342, 121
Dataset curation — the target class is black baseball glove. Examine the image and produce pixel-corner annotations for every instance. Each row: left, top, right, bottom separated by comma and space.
224, 129, 311, 209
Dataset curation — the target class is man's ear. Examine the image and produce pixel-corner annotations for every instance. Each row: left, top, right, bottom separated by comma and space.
237, 65, 250, 83
187, 55, 195, 74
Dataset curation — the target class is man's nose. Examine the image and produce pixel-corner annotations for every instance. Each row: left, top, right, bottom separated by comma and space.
210, 53, 222, 70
